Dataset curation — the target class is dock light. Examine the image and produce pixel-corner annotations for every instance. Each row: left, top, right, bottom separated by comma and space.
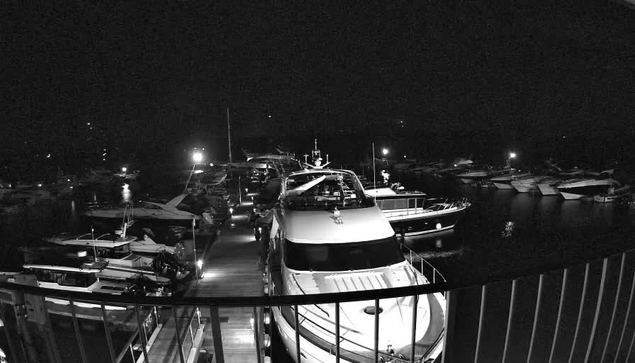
436, 222, 442, 230
121, 167, 127, 173
382, 148, 389, 156
192, 152, 203, 163
197, 259, 203, 270
509, 152, 517, 159
229, 207, 234, 214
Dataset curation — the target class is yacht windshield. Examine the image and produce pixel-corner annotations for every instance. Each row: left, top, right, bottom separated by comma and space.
284, 237, 404, 271
285, 171, 374, 210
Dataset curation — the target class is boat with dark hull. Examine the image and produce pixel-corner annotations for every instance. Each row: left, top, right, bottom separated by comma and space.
366, 187, 470, 236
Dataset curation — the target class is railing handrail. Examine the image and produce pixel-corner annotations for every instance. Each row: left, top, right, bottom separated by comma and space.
0, 280, 448, 307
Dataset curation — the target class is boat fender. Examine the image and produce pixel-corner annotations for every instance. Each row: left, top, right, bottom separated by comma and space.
263, 283, 269, 295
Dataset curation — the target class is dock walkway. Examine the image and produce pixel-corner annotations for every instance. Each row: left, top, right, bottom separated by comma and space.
144, 201, 265, 363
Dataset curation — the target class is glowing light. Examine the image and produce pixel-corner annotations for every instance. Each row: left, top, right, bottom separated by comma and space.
197, 259, 203, 269
46, 153, 51, 158
382, 148, 389, 156
229, 207, 234, 214
122, 183, 131, 202
37, 183, 42, 187
268, 115, 272, 118
121, 167, 127, 173
509, 152, 517, 159
192, 152, 203, 163
435, 222, 442, 230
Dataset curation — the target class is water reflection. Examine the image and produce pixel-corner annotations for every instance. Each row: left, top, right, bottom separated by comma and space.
121, 183, 131, 203
501, 221, 515, 238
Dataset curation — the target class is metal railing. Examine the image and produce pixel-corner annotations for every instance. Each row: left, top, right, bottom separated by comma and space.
3, 249, 635, 363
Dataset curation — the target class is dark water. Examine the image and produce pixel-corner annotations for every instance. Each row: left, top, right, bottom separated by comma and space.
396, 173, 635, 286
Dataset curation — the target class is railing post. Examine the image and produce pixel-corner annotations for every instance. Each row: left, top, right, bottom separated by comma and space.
209, 305, 225, 363
584, 258, 609, 362
501, 279, 517, 363
568, 263, 591, 363
526, 274, 545, 363
549, 268, 569, 363
101, 303, 117, 363
172, 307, 186, 363
374, 298, 380, 363
134, 304, 150, 363
69, 300, 89, 363
410, 294, 418, 363
600, 253, 626, 363
615, 271, 635, 361
335, 302, 340, 363
473, 285, 487, 363
295, 305, 301, 363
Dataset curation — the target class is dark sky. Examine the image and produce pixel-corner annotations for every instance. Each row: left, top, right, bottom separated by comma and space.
2, 0, 635, 169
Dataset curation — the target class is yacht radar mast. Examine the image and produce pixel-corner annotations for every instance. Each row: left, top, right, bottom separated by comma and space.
304, 139, 330, 169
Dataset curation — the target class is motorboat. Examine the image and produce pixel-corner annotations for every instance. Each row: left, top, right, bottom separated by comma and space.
84, 194, 204, 222
536, 177, 563, 196
266, 147, 446, 363
45, 229, 176, 255
455, 169, 491, 184
366, 187, 470, 236
593, 185, 632, 203
556, 178, 621, 200
489, 171, 532, 190
511, 174, 549, 193
8, 251, 169, 310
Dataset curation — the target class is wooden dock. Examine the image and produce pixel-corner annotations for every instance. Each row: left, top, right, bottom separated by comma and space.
143, 201, 265, 363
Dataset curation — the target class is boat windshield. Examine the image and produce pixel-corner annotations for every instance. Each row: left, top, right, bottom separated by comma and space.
284, 236, 404, 271
284, 171, 374, 210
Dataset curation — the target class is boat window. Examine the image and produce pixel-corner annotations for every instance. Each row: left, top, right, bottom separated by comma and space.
284, 237, 405, 271
285, 172, 374, 210
59, 272, 97, 287
408, 199, 416, 209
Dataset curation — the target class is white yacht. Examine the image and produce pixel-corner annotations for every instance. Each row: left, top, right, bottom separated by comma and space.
267, 156, 446, 362
556, 178, 621, 200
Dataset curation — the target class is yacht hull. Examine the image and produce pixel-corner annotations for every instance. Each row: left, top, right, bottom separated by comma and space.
388, 207, 466, 236
537, 183, 560, 196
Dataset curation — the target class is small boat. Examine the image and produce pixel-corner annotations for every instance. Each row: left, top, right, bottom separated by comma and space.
366, 187, 470, 236
593, 185, 632, 203
9, 251, 169, 310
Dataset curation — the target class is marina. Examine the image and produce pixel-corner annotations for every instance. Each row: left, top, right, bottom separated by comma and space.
4, 1, 635, 361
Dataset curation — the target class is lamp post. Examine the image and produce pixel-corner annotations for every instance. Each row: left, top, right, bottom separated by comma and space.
184, 151, 204, 193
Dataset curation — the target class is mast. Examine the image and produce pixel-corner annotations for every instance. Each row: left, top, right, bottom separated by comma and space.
227, 108, 233, 166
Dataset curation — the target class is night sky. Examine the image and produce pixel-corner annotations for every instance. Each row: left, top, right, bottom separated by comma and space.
2, 0, 635, 176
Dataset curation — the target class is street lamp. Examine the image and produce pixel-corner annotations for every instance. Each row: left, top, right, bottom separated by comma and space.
121, 166, 127, 173
382, 148, 389, 157
184, 151, 204, 193
509, 152, 517, 159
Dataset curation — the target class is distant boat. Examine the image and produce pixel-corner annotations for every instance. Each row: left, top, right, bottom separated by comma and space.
593, 185, 632, 203
490, 171, 532, 190
536, 177, 563, 196
84, 194, 202, 222
557, 178, 621, 200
